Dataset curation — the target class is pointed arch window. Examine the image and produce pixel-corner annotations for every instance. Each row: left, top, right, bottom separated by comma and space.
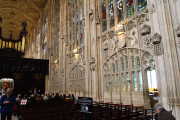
116, 0, 124, 23
132, 71, 137, 90
126, 0, 135, 17
101, 0, 107, 32
137, 0, 147, 11
108, 0, 115, 27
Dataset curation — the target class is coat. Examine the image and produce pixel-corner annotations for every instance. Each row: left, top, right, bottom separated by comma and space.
155, 109, 176, 120
0, 95, 16, 113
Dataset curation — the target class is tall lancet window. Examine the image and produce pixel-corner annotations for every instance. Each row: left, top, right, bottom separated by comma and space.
101, 0, 107, 32
126, 0, 135, 17
137, 0, 147, 11
147, 69, 157, 91
116, 0, 124, 23
108, 0, 115, 27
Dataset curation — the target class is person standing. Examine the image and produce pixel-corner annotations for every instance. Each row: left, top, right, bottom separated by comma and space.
154, 103, 176, 120
0, 88, 16, 120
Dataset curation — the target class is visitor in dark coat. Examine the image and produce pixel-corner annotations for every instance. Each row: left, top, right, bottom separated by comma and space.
0, 88, 16, 120
154, 103, 176, 120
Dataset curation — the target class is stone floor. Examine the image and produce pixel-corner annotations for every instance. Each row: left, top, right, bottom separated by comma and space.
12, 116, 19, 120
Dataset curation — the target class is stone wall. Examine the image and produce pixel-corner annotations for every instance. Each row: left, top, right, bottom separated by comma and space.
25, 0, 180, 119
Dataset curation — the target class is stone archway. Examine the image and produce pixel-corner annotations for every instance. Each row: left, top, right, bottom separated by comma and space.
103, 47, 155, 106
68, 64, 85, 96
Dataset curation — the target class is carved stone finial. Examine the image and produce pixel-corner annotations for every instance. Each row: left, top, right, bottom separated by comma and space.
140, 25, 151, 36
152, 33, 161, 45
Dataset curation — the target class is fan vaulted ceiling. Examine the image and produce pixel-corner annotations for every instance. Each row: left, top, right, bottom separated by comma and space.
0, 0, 47, 40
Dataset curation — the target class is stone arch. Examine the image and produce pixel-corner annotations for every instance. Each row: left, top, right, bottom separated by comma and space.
103, 47, 154, 105
68, 64, 85, 95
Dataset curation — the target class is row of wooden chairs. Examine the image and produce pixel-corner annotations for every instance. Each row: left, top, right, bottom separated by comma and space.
19, 100, 154, 120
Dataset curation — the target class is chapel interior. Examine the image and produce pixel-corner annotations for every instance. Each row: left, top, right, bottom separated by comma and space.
0, 0, 180, 120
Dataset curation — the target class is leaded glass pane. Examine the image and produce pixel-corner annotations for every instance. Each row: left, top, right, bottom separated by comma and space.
116, 0, 124, 22
126, 0, 135, 17
136, 56, 140, 69
126, 72, 130, 90
132, 71, 137, 90
139, 71, 143, 91
102, 0, 107, 32
137, 0, 147, 11
108, 0, 115, 27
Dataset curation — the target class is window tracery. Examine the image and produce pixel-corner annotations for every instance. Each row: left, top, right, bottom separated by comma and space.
103, 48, 154, 104
126, 0, 135, 17
100, 0, 147, 31
67, 0, 85, 64
69, 65, 85, 95
137, 0, 147, 11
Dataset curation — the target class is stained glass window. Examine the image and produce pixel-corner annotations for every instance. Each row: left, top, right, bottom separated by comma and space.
126, 72, 130, 90
132, 71, 137, 90
126, 0, 135, 17
139, 71, 143, 91
137, 0, 147, 11
108, 0, 115, 27
147, 69, 157, 90
116, 0, 124, 22
102, 0, 107, 32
